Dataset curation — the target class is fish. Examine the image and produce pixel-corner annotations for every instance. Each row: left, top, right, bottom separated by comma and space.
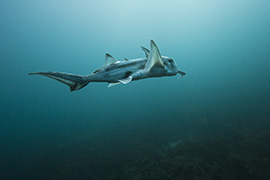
29, 40, 186, 92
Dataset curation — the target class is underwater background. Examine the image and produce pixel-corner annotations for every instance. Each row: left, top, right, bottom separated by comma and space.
0, 0, 270, 179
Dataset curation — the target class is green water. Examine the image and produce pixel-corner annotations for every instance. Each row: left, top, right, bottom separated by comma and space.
0, 1, 269, 179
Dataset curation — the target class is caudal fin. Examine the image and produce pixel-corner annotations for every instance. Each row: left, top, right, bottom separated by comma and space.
29, 72, 90, 92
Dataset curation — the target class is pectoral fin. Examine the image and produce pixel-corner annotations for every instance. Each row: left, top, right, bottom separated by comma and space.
108, 76, 133, 87
118, 76, 133, 84
144, 40, 165, 75
108, 82, 121, 87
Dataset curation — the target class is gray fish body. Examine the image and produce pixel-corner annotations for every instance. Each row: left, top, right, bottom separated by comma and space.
88, 58, 149, 83
29, 40, 186, 91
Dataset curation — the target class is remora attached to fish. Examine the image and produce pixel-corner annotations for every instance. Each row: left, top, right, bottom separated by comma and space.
29, 40, 186, 92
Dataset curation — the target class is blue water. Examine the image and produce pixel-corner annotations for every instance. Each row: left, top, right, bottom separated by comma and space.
1, 1, 270, 179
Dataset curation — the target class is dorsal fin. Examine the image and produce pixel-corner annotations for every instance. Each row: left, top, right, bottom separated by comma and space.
140, 46, 150, 57
105, 53, 117, 65
124, 57, 129, 61
144, 40, 165, 74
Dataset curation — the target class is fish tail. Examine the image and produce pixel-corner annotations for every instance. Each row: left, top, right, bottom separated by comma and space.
29, 72, 90, 92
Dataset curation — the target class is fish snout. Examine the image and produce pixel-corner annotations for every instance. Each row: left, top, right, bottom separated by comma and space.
178, 70, 186, 76
178, 70, 186, 79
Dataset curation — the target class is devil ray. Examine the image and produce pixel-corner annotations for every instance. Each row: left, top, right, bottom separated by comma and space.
29, 40, 186, 92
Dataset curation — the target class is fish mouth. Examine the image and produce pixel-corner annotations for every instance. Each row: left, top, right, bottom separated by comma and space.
178, 70, 186, 79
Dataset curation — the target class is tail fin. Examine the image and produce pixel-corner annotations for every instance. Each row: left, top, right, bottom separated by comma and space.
29, 72, 90, 92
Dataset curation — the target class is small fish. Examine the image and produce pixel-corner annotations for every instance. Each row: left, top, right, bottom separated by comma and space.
29, 40, 186, 92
